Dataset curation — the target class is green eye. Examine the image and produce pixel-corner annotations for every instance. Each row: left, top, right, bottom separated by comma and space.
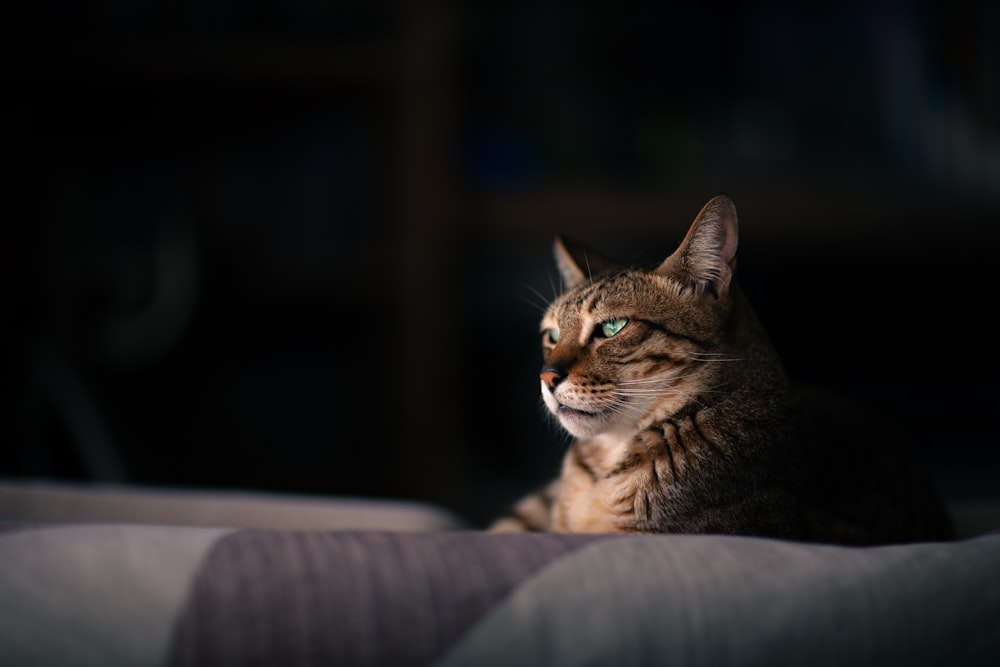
600, 318, 628, 338
546, 328, 560, 344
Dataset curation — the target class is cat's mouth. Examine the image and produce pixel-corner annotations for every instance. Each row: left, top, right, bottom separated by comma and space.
542, 384, 617, 436
557, 403, 602, 419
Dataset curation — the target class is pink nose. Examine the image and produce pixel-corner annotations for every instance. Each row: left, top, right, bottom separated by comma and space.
540, 370, 562, 389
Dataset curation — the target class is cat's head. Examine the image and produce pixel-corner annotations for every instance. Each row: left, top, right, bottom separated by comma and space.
539, 194, 741, 439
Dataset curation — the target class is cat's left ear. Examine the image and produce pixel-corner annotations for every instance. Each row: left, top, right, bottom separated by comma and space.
657, 194, 739, 298
553, 235, 623, 290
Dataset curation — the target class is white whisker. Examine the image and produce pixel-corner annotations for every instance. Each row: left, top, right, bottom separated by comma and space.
519, 282, 552, 314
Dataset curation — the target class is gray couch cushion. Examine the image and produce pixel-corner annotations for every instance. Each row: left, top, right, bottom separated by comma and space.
0, 524, 229, 667
0, 480, 467, 531
2, 524, 998, 667
437, 532, 1000, 667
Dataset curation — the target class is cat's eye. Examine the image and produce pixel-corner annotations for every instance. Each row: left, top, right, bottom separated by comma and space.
545, 328, 560, 345
600, 318, 628, 338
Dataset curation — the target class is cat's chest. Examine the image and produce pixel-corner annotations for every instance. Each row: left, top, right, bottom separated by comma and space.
552, 434, 659, 532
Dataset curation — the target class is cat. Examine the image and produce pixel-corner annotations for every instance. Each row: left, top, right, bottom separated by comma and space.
490, 194, 954, 545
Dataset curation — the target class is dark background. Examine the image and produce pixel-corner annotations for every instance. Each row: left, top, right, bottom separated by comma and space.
2, 1, 998, 526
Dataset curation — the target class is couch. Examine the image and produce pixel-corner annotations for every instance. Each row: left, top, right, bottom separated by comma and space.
1, 479, 998, 667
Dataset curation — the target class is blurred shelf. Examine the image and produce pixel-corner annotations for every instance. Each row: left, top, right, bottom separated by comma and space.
473, 175, 1000, 250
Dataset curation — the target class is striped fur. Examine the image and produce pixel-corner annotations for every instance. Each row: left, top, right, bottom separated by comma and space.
491, 195, 953, 545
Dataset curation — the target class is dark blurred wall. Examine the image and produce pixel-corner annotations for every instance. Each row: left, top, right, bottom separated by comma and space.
2, 2, 998, 525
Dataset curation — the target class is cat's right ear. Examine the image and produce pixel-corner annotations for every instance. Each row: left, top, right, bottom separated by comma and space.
553, 236, 621, 290
656, 194, 739, 298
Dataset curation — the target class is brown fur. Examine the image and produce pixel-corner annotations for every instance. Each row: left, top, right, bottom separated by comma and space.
491, 195, 953, 545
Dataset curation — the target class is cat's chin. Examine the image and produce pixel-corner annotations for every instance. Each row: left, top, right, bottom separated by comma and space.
555, 405, 610, 438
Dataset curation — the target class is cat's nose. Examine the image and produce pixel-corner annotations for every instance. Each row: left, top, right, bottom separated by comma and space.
540, 366, 564, 389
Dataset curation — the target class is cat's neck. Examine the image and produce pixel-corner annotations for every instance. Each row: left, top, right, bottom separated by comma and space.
577, 432, 640, 477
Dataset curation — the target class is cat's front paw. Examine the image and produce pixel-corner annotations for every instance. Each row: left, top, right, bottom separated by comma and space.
487, 517, 532, 532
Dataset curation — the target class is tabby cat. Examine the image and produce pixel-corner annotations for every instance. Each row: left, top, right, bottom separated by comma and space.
491, 194, 953, 545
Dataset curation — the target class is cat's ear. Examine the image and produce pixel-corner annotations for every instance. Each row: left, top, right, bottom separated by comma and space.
553, 235, 622, 290
656, 194, 739, 298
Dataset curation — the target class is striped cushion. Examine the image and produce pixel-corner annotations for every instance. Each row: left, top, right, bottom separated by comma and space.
169, 531, 608, 666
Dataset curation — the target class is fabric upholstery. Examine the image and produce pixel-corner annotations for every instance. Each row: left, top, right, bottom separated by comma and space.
1, 524, 998, 667
169, 531, 608, 667
1, 482, 998, 667
437, 532, 1000, 667
0, 524, 229, 667
0, 480, 466, 531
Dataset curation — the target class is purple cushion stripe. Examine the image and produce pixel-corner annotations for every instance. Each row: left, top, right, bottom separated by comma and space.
167, 530, 610, 667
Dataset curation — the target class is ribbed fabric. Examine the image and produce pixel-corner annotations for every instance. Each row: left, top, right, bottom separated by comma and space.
3, 525, 1000, 667
167, 530, 610, 667
437, 533, 1000, 667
